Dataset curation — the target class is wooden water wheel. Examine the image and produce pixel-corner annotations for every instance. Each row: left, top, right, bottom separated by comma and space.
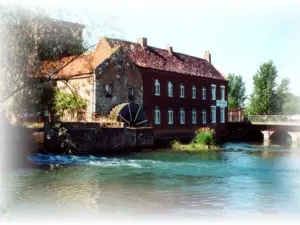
108, 103, 148, 127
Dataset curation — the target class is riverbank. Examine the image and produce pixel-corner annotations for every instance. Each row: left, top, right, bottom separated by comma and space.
170, 140, 221, 152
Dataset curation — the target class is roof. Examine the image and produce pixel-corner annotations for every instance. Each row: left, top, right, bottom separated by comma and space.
40, 37, 227, 81
39, 38, 119, 79
107, 38, 227, 81
40, 54, 94, 79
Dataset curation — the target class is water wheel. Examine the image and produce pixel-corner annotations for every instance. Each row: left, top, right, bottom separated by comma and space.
108, 103, 148, 127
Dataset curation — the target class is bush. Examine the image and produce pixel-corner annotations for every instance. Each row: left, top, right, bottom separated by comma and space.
193, 127, 215, 146
170, 139, 182, 150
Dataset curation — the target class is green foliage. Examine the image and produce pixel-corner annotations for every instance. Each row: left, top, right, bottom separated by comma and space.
171, 140, 182, 150
228, 73, 247, 109
272, 78, 290, 114
249, 60, 290, 115
283, 93, 300, 115
0, 5, 88, 121
53, 88, 87, 119
170, 139, 220, 152
193, 127, 215, 146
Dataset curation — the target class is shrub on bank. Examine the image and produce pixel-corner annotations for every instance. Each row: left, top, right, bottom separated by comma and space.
171, 127, 219, 151
193, 127, 215, 146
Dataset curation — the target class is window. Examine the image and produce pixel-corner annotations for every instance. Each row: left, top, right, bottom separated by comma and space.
202, 109, 206, 124
220, 86, 225, 100
168, 107, 173, 124
192, 108, 197, 124
202, 86, 206, 100
128, 87, 134, 96
211, 84, 216, 100
168, 81, 173, 97
116, 55, 124, 73
192, 85, 196, 99
211, 106, 216, 123
220, 107, 225, 123
105, 84, 112, 94
180, 84, 185, 98
154, 106, 160, 124
155, 79, 160, 96
128, 87, 134, 100
117, 60, 124, 73
180, 108, 185, 124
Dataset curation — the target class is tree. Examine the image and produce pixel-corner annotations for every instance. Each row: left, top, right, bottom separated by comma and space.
272, 78, 290, 114
0, 5, 91, 122
249, 60, 290, 115
227, 73, 247, 109
283, 93, 300, 115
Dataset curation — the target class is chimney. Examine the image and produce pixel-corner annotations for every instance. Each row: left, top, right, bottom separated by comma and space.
137, 37, 147, 49
166, 44, 173, 55
204, 50, 211, 63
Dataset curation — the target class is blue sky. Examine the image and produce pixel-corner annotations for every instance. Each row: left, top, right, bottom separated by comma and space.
4, 0, 300, 100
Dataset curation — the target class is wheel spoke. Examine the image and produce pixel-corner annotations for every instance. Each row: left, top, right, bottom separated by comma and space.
128, 103, 133, 125
134, 105, 142, 123
118, 114, 130, 125
136, 119, 148, 126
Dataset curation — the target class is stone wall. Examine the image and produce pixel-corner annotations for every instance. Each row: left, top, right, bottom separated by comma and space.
95, 58, 143, 116
44, 122, 154, 154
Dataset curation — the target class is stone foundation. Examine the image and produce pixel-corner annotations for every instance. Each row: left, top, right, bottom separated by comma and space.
44, 122, 154, 154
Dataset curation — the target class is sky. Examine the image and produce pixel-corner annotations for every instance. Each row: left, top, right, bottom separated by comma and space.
2, 0, 300, 100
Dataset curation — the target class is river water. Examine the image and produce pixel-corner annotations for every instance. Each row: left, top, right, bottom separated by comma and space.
2, 142, 300, 221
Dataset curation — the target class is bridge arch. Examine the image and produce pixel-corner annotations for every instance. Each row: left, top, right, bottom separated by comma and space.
269, 130, 292, 146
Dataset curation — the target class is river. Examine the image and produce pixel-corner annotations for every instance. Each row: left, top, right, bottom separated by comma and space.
2, 142, 300, 221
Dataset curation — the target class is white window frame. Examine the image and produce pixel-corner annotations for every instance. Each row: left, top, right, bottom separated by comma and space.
192, 85, 196, 99
155, 79, 160, 96
168, 107, 173, 125
180, 84, 185, 98
192, 108, 197, 124
180, 107, 185, 124
202, 109, 207, 124
211, 84, 216, 100
211, 106, 216, 123
168, 81, 173, 97
220, 85, 225, 100
220, 107, 225, 123
154, 106, 160, 124
202, 86, 206, 100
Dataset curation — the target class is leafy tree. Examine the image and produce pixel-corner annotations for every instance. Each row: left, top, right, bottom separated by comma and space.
249, 60, 290, 115
227, 73, 247, 109
0, 5, 91, 122
272, 78, 290, 114
283, 93, 300, 115
53, 88, 87, 121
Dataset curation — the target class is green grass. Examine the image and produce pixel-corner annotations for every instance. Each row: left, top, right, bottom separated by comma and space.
170, 127, 221, 152
171, 140, 221, 152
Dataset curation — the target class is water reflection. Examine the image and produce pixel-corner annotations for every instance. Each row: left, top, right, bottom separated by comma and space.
3, 143, 300, 217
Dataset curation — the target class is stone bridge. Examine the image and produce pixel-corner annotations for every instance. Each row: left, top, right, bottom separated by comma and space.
228, 115, 300, 146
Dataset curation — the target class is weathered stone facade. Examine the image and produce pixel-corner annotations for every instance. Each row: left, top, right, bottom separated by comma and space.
44, 122, 154, 154
94, 58, 143, 116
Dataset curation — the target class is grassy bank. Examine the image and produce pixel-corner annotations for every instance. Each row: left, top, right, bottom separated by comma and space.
171, 127, 221, 152
171, 140, 221, 152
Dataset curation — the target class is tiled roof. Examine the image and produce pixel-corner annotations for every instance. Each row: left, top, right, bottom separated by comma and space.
40, 37, 227, 81
107, 38, 227, 81
40, 38, 119, 79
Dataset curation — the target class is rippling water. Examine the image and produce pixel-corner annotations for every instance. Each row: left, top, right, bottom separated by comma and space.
3, 142, 300, 219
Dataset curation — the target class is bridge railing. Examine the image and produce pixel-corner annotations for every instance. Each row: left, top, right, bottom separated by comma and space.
245, 115, 300, 124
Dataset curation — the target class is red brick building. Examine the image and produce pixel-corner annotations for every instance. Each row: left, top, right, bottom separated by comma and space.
43, 37, 228, 139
